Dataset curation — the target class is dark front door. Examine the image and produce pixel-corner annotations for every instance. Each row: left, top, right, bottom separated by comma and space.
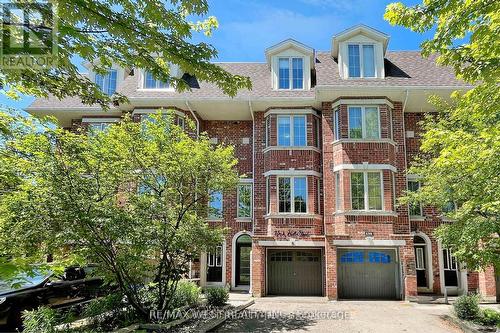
236, 244, 251, 286
415, 245, 427, 288
337, 248, 399, 299
267, 249, 322, 296
207, 246, 223, 283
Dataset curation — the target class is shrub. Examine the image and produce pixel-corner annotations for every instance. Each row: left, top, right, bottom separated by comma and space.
477, 308, 500, 327
171, 280, 201, 309
22, 306, 58, 333
205, 286, 229, 307
453, 294, 480, 320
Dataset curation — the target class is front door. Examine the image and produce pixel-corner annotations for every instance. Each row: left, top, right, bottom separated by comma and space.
235, 234, 252, 286
442, 248, 459, 288
415, 245, 427, 288
207, 245, 223, 283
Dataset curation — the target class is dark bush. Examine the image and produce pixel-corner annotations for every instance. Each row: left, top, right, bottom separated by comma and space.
477, 308, 500, 327
453, 294, 480, 320
205, 286, 229, 307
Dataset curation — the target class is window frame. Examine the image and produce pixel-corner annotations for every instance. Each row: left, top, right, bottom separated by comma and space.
95, 69, 117, 95
277, 176, 308, 214
347, 106, 381, 139
276, 115, 307, 147
334, 108, 340, 141
407, 179, 423, 217
350, 171, 384, 211
347, 43, 376, 78
237, 183, 253, 219
415, 247, 425, 270
277, 57, 305, 90
208, 190, 223, 220
142, 70, 171, 90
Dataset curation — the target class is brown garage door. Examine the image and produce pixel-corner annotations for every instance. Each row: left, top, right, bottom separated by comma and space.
267, 249, 322, 296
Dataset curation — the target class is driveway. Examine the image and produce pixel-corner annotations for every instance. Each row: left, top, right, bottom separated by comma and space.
216, 297, 462, 333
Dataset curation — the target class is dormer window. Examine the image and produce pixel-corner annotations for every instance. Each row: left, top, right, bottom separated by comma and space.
348, 44, 375, 78
95, 69, 117, 95
278, 57, 303, 89
144, 71, 170, 89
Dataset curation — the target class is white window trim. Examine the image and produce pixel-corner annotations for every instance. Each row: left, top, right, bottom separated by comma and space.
277, 176, 308, 214
139, 70, 174, 91
276, 115, 307, 147
350, 170, 384, 211
347, 106, 381, 139
335, 171, 342, 212
277, 57, 305, 90
334, 108, 340, 141
237, 183, 253, 219
347, 43, 377, 79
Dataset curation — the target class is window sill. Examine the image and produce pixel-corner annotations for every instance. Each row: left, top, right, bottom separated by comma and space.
410, 216, 426, 221
332, 139, 396, 146
336, 210, 398, 217
235, 217, 252, 222
206, 218, 224, 222
137, 88, 175, 92
263, 146, 321, 153
265, 213, 321, 219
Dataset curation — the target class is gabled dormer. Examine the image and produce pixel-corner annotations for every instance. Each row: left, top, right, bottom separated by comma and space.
265, 39, 314, 90
331, 25, 389, 79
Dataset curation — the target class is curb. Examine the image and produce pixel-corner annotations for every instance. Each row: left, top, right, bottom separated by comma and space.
202, 299, 255, 333
441, 315, 498, 333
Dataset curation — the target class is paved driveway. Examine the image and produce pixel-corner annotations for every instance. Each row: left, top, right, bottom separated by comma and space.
216, 297, 462, 333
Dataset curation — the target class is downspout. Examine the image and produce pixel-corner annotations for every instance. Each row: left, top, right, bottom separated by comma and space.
248, 99, 255, 295
401, 89, 411, 234
185, 100, 199, 137
248, 99, 255, 235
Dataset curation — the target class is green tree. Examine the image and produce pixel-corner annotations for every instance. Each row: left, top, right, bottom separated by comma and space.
0, 111, 239, 317
385, 1, 500, 271
2, 1, 251, 108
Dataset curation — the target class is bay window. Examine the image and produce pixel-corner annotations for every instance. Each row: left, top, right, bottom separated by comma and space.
95, 69, 117, 95
278, 176, 307, 213
348, 44, 375, 78
348, 106, 380, 139
278, 57, 303, 89
350, 171, 383, 211
277, 115, 306, 146
237, 184, 252, 218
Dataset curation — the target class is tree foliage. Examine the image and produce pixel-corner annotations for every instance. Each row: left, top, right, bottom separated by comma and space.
0, 111, 239, 317
385, 0, 500, 270
2, 0, 251, 108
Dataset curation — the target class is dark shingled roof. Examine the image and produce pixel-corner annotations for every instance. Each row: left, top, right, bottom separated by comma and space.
27, 51, 466, 110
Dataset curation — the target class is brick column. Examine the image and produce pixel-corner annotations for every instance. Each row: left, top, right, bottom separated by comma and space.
478, 266, 497, 299
251, 241, 265, 297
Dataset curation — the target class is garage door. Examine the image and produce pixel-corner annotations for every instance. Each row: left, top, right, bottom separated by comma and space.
268, 249, 322, 296
338, 248, 399, 299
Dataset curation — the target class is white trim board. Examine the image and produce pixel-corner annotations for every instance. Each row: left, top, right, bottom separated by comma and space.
263, 170, 322, 177
331, 98, 393, 109
333, 163, 397, 173
264, 108, 318, 118
258, 240, 325, 247
82, 117, 121, 123
333, 240, 406, 246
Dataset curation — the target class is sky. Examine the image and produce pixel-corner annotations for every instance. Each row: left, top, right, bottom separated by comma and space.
1, 0, 432, 111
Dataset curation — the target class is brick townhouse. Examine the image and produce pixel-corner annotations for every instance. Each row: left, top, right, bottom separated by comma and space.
27, 25, 497, 300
